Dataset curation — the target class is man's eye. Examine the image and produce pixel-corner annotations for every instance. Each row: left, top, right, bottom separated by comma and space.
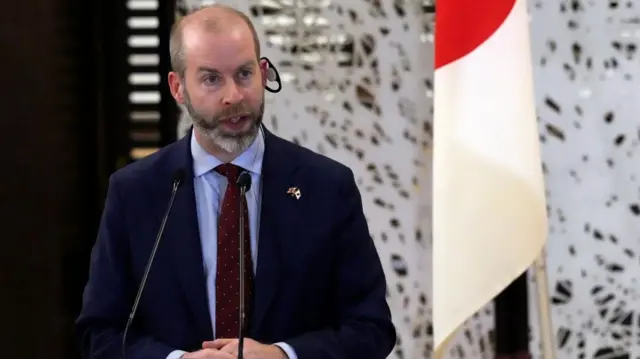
203, 75, 220, 84
238, 70, 252, 79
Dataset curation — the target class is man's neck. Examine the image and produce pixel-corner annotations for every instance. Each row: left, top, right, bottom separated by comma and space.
194, 129, 241, 163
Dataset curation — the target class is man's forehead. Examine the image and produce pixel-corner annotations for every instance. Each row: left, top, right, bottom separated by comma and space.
182, 30, 256, 70
182, 9, 251, 37
183, 20, 252, 49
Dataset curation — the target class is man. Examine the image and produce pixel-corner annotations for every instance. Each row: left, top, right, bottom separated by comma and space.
76, 5, 395, 359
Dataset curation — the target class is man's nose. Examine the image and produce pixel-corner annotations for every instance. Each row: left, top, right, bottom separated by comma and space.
221, 82, 243, 105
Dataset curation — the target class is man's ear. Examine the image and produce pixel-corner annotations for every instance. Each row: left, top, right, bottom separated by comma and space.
168, 71, 185, 104
258, 58, 269, 87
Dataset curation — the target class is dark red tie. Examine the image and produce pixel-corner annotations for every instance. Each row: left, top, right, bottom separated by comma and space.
214, 163, 254, 339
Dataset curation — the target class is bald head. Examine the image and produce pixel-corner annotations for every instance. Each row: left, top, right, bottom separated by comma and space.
170, 5, 261, 76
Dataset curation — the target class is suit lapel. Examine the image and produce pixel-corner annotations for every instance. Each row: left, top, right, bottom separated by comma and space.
164, 132, 213, 339
250, 128, 299, 335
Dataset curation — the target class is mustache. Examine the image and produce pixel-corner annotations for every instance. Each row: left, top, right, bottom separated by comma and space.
216, 104, 253, 119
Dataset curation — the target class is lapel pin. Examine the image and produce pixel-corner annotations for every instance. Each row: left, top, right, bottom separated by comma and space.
287, 187, 301, 200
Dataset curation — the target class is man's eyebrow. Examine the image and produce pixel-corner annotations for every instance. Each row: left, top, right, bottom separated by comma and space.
196, 66, 220, 74
197, 61, 255, 74
236, 60, 255, 70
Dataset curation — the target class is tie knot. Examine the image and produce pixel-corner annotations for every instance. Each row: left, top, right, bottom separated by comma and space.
215, 163, 244, 183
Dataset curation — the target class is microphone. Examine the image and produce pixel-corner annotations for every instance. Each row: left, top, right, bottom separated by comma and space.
120, 169, 185, 359
236, 171, 252, 359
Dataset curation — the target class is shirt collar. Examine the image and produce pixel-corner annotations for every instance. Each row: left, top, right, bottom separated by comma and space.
190, 127, 264, 178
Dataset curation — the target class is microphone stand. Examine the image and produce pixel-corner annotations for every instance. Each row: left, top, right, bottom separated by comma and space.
238, 184, 248, 359
121, 171, 183, 359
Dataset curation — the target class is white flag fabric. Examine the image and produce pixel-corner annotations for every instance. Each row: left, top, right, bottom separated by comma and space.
432, 0, 548, 356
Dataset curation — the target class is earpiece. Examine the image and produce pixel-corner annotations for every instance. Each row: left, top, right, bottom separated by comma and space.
261, 57, 282, 93
266, 67, 277, 82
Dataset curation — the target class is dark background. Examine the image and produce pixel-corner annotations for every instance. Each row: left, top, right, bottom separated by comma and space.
0, 1, 176, 357
0, 1, 528, 358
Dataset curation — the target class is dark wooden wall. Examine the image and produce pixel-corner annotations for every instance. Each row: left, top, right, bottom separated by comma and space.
0, 1, 102, 358
0, 0, 176, 357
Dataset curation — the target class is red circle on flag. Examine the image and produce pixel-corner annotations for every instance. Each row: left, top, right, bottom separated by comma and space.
434, 0, 517, 69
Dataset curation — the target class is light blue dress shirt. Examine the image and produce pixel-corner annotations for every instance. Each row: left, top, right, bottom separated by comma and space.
167, 129, 297, 359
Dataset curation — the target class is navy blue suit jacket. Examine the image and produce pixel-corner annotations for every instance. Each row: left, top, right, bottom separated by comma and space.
76, 128, 396, 359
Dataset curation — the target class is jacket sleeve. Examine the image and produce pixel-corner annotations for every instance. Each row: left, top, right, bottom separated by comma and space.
75, 174, 177, 359
285, 168, 397, 359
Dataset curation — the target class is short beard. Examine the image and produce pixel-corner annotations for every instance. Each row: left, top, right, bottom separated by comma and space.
184, 91, 263, 154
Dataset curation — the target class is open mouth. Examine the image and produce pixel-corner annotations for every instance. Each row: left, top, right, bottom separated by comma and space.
221, 115, 251, 130
230, 115, 245, 121
224, 114, 249, 122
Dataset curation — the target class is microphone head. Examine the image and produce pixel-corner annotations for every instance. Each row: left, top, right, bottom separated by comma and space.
172, 169, 185, 186
237, 171, 252, 191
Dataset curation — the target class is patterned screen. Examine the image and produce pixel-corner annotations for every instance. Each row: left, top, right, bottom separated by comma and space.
528, 1, 640, 358
174, 0, 640, 358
